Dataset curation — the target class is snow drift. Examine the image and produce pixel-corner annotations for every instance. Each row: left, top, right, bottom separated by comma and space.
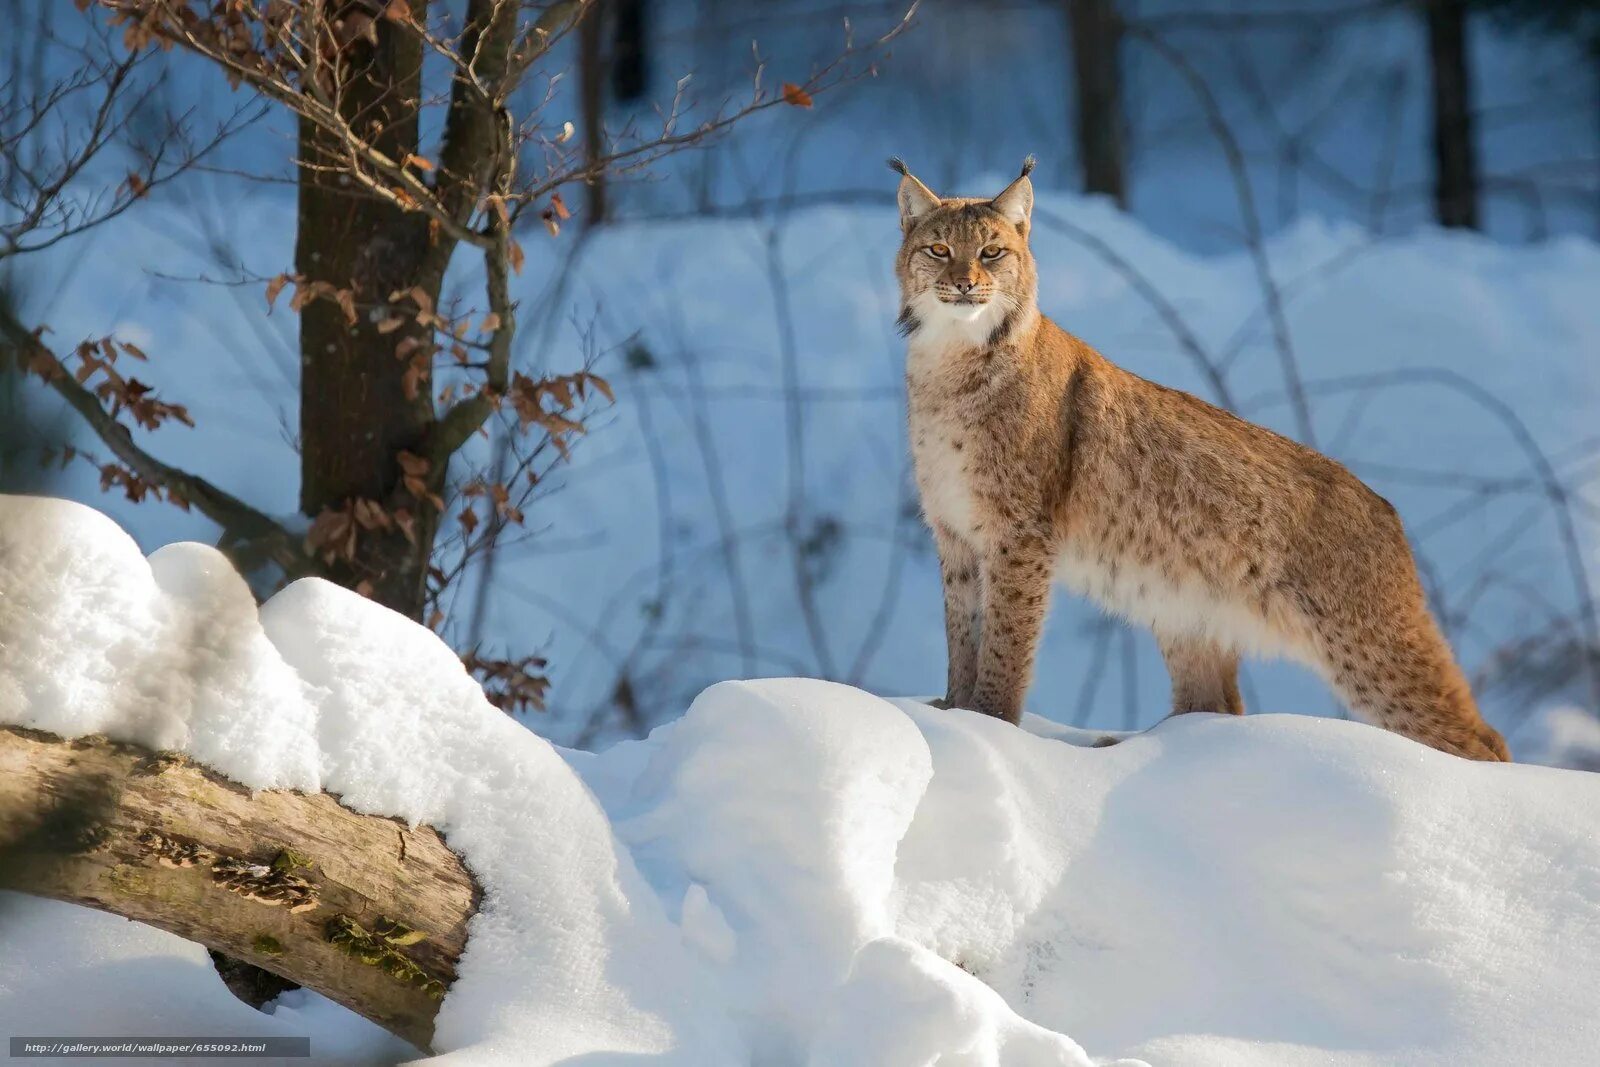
2, 495, 1599, 1066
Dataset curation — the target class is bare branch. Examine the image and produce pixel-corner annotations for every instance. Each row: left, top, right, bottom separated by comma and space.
514, 3, 921, 208
0, 310, 302, 574
1123, 22, 1313, 445
765, 226, 837, 678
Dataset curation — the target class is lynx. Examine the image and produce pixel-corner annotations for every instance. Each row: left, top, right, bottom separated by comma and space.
892, 156, 1509, 762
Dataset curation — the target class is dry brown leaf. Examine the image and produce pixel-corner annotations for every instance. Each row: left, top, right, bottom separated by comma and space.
352, 498, 390, 530
781, 83, 814, 108
265, 274, 289, 310
335, 288, 357, 325
394, 507, 417, 545
401, 356, 427, 401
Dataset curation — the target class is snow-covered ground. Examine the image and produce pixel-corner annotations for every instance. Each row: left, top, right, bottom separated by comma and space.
4, 495, 1600, 1066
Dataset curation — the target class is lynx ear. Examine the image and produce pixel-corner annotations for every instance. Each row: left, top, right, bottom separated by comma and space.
991, 156, 1036, 233
888, 157, 941, 233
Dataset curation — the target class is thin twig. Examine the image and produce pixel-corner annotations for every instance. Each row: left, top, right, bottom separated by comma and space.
1125, 23, 1314, 445
0, 310, 302, 574
765, 226, 837, 678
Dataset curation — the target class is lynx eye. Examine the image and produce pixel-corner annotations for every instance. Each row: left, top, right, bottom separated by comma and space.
926, 243, 950, 259
980, 245, 1005, 261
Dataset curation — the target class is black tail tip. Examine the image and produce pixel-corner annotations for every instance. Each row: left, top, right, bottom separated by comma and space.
1020, 155, 1037, 177
887, 156, 909, 176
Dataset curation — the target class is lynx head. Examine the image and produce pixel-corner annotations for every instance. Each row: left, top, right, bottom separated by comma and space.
890, 157, 1038, 348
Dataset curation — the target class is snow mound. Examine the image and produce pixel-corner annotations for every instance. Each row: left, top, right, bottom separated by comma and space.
4, 495, 1600, 1066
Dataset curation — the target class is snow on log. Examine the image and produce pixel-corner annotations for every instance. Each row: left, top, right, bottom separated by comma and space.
0, 724, 477, 1050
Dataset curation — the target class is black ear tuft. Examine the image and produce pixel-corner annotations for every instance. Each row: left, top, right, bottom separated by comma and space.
1019, 155, 1037, 178
887, 156, 910, 177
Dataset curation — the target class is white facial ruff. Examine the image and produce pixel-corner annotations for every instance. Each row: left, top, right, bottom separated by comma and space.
906, 289, 1005, 355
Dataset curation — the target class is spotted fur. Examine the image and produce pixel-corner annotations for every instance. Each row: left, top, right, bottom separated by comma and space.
894, 158, 1509, 762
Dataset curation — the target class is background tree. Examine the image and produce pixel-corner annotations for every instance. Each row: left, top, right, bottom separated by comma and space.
1469, 0, 1600, 52
1066, 0, 1128, 207
2, 0, 909, 623
0, 0, 909, 1003
1423, 0, 1482, 229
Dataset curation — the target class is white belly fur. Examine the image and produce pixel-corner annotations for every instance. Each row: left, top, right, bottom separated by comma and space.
1053, 548, 1292, 659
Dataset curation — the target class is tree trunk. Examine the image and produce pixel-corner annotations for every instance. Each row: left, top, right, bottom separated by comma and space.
0, 725, 480, 1052
579, 2, 609, 227
1424, 0, 1480, 229
1067, 0, 1128, 208
297, 9, 441, 617
611, 0, 649, 102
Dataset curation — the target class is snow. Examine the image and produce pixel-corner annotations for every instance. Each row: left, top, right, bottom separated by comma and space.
5, 495, 1600, 1065
0, 893, 413, 1066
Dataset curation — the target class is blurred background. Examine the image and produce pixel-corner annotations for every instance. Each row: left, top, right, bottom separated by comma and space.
4, 0, 1599, 764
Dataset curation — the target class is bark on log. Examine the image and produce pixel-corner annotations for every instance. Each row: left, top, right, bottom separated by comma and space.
0, 726, 481, 1052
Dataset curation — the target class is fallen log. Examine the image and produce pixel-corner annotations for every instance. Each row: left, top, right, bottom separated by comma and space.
0, 725, 481, 1051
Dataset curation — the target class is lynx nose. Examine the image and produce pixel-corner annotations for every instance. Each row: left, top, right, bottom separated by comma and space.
952, 279, 975, 294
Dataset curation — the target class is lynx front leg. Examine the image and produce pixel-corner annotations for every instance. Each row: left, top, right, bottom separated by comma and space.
971, 537, 1053, 724
933, 525, 981, 709
1157, 633, 1244, 716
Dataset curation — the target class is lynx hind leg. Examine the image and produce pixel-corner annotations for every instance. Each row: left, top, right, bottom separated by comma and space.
1093, 634, 1241, 750
1157, 633, 1244, 717
1316, 609, 1509, 763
